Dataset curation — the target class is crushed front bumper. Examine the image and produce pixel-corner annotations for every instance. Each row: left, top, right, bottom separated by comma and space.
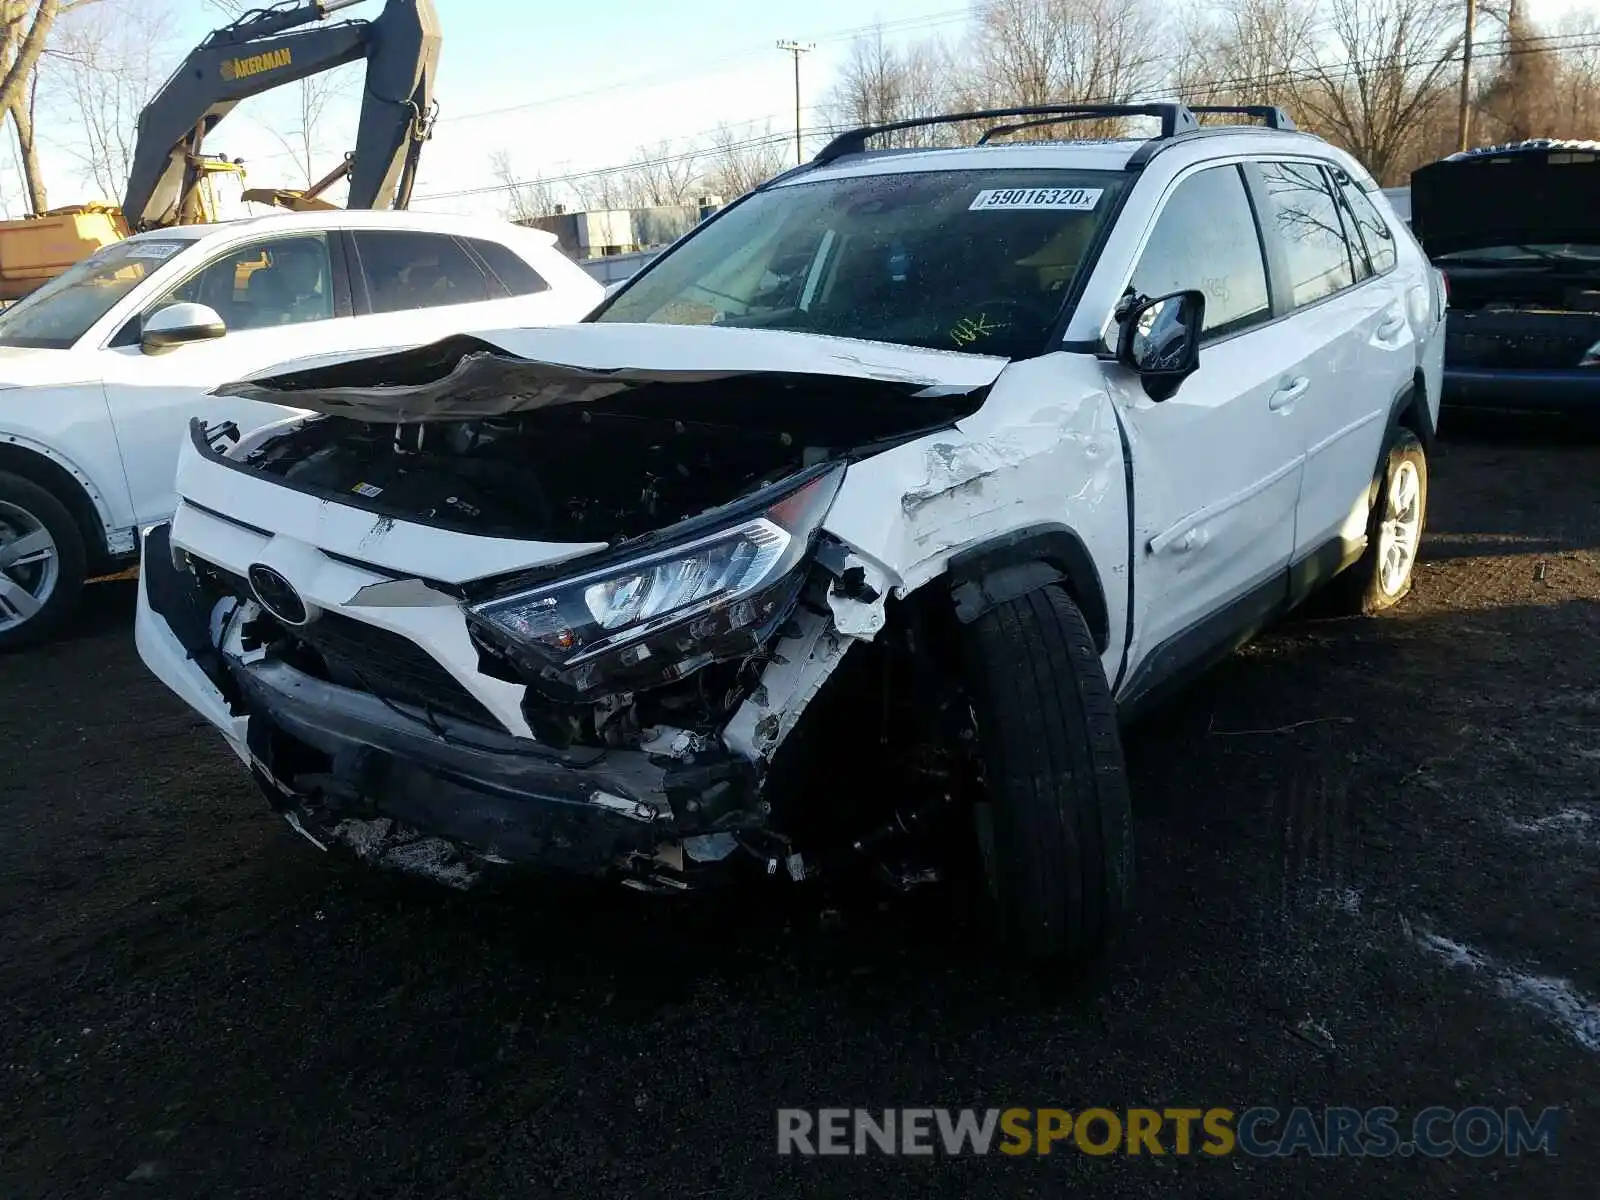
135, 524, 760, 880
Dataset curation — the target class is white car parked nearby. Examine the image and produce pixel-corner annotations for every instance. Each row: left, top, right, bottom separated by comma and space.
0, 209, 601, 648
137, 103, 1445, 964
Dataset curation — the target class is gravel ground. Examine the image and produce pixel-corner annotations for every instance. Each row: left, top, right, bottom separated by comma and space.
2, 422, 1598, 1199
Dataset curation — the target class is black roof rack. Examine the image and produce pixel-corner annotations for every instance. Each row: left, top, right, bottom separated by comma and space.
812, 103, 1202, 165
1187, 104, 1296, 130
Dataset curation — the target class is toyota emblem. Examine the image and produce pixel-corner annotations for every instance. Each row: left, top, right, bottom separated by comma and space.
247, 564, 310, 626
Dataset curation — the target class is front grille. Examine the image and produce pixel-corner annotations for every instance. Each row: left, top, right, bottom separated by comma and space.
289, 612, 501, 728
188, 553, 502, 730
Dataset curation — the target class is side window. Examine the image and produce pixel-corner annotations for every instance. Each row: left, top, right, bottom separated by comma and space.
147, 233, 335, 332
467, 238, 550, 296
1125, 164, 1271, 341
1254, 162, 1357, 308
353, 231, 495, 314
1333, 172, 1398, 275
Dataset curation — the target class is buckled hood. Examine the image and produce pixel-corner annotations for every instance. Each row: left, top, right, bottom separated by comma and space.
212, 323, 1011, 424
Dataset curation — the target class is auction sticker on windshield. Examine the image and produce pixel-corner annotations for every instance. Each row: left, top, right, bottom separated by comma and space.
124, 241, 186, 261
970, 187, 1103, 211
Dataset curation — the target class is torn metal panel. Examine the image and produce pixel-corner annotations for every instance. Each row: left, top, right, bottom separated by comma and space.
211, 323, 1008, 424
824, 553, 892, 640
816, 354, 1132, 682
722, 605, 855, 761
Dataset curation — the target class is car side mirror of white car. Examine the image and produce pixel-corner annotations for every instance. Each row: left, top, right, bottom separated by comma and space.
1115, 289, 1205, 402
141, 303, 227, 355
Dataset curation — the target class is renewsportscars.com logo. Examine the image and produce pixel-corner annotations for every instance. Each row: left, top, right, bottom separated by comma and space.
777, 1106, 1562, 1158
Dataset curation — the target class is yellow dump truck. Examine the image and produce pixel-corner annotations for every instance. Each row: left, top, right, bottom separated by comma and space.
0, 206, 129, 302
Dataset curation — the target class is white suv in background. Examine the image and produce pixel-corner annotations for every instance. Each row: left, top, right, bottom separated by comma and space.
0, 210, 600, 648
137, 103, 1444, 964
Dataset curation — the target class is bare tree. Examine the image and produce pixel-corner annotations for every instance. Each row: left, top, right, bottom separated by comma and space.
963, 0, 1167, 136
1174, 0, 1318, 109
275, 68, 355, 188
1479, 0, 1558, 142
489, 148, 562, 221
1291, 0, 1462, 183
569, 168, 633, 212
44, 0, 174, 202
827, 27, 955, 145
623, 140, 702, 207
1547, 8, 1600, 139
5, 0, 105, 211
5, 33, 43, 212
699, 123, 788, 199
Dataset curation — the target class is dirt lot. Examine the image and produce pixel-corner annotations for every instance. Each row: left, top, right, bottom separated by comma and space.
2, 420, 1598, 1199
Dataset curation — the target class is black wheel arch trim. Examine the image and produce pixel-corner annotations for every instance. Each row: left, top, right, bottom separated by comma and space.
1391, 372, 1435, 448
946, 523, 1111, 652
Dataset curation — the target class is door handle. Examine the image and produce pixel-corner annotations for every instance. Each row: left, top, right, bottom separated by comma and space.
1376, 312, 1407, 339
1269, 376, 1309, 411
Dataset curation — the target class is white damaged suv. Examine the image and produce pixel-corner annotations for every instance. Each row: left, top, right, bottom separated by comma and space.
136, 104, 1444, 962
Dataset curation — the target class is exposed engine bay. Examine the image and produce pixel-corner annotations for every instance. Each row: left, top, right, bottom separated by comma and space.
239, 374, 983, 543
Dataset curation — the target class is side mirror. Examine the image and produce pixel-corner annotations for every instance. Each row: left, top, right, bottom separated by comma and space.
141, 302, 227, 354
1115, 289, 1205, 401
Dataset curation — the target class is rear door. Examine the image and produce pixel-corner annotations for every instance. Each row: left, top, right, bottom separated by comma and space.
1247, 160, 1407, 574
1104, 162, 1305, 702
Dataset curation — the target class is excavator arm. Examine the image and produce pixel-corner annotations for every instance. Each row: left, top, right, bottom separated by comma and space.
121, 0, 440, 230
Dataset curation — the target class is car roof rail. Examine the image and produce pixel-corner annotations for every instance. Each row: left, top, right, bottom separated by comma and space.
1187, 104, 1296, 130
811, 103, 1202, 165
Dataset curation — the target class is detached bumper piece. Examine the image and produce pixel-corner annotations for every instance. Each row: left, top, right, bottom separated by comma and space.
141, 524, 762, 885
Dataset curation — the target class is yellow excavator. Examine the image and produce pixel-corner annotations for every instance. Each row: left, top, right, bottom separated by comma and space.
0, 0, 439, 301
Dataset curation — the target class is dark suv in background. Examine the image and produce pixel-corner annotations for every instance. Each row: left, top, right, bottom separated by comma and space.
1410, 139, 1600, 413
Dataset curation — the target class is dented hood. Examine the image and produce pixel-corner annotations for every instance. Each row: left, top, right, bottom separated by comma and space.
212, 323, 1010, 424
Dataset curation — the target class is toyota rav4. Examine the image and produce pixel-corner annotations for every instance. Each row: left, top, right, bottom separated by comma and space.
136, 103, 1445, 963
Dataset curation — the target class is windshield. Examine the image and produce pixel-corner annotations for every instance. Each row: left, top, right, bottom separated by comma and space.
0, 237, 193, 349
596, 168, 1128, 358
1435, 244, 1600, 266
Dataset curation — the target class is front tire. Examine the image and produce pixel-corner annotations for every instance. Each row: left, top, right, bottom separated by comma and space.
0, 471, 87, 651
960, 584, 1133, 963
1334, 428, 1428, 615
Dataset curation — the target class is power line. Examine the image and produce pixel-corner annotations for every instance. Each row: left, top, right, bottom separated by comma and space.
430, 9, 971, 128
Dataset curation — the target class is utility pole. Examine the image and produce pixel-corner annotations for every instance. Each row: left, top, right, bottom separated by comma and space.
777, 40, 815, 166
1456, 0, 1477, 151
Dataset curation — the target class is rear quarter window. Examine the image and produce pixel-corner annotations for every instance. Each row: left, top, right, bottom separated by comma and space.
467, 238, 550, 296
1335, 174, 1399, 275
1254, 161, 1358, 309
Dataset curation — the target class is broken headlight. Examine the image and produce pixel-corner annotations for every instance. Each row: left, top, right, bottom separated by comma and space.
468, 464, 844, 697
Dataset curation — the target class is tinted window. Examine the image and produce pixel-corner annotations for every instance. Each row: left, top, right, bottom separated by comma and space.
353, 231, 494, 314
0, 237, 195, 349
1256, 162, 1357, 308
1335, 174, 1398, 274
468, 238, 549, 296
1127, 165, 1270, 340
149, 233, 334, 332
597, 169, 1129, 358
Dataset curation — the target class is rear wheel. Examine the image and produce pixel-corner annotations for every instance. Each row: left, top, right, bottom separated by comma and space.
959, 584, 1133, 963
0, 471, 87, 651
1332, 428, 1428, 615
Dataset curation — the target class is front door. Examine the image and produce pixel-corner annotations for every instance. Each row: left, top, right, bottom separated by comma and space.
1101, 163, 1305, 701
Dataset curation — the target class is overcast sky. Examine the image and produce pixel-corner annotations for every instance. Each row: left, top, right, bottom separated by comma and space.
17, 0, 1599, 222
